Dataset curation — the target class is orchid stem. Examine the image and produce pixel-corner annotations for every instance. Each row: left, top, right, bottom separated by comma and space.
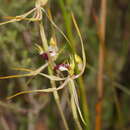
39, 21, 69, 130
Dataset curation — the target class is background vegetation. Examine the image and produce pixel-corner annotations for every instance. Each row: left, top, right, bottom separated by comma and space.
0, 0, 130, 130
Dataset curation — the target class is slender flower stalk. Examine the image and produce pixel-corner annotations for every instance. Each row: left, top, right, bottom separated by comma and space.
38, 21, 69, 130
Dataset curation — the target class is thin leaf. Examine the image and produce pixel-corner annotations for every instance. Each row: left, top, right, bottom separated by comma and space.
71, 13, 86, 79
7, 77, 69, 100
70, 79, 87, 126
12, 64, 67, 81
7, 88, 57, 100
0, 73, 33, 79
0, 8, 36, 26
41, 8, 74, 51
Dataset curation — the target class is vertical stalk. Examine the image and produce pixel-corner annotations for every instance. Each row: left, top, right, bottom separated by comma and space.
69, 80, 83, 130
78, 77, 89, 129
39, 22, 69, 130
57, 0, 75, 50
95, 0, 107, 130
112, 82, 125, 130
58, 1, 89, 129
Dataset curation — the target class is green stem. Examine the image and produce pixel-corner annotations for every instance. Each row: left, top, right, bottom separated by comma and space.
58, 1, 90, 129
57, 0, 75, 52
69, 80, 83, 130
77, 77, 90, 129
39, 22, 69, 130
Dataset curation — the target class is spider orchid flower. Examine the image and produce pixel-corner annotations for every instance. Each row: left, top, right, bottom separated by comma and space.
35, 38, 58, 61
0, 12, 86, 96
0, 6, 87, 125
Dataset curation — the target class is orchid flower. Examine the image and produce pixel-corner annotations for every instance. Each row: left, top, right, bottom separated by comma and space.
0, 1, 87, 125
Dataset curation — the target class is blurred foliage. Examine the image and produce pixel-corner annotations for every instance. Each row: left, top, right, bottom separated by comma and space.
0, 0, 130, 130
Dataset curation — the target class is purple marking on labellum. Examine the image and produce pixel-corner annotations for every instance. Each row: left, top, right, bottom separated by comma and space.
40, 53, 48, 60
54, 64, 60, 71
